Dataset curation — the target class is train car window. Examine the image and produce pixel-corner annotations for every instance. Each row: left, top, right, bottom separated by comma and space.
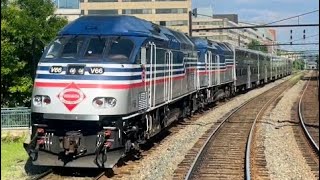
84, 38, 107, 59
107, 38, 134, 63
251, 53, 258, 61
243, 68, 247, 75
236, 49, 246, 61
61, 37, 85, 58
172, 51, 178, 64
156, 49, 165, 64
136, 46, 151, 64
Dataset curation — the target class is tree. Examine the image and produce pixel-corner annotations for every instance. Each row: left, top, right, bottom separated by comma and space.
293, 59, 305, 71
247, 40, 268, 53
1, 0, 68, 107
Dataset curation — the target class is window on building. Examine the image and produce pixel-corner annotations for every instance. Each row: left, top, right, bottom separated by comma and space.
88, 10, 118, 15
88, 0, 118, 2
123, 0, 151, 1
54, 0, 79, 9
157, 20, 187, 26
166, 20, 188, 26
122, 9, 152, 14
156, 0, 186, 1
159, 21, 166, 26
156, 8, 187, 14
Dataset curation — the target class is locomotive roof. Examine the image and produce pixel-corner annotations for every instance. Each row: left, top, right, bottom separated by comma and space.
58, 15, 194, 49
191, 37, 218, 49
191, 37, 233, 54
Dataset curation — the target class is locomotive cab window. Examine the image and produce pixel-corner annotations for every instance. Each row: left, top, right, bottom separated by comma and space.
61, 37, 85, 58
43, 36, 85, 59
84, 38, 107, 58
107, 38, 134, 63
44, 37, 69, 59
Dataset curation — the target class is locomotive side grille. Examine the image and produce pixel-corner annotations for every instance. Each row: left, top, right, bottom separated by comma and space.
138, 92, 148, 110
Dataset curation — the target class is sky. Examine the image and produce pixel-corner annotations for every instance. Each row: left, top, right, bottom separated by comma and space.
192, 0, 319, 54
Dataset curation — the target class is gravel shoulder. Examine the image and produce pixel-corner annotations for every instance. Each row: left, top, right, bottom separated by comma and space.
120, 76, 292, 180
261, 77, 316, 180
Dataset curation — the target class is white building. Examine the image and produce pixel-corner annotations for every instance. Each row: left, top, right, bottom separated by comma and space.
192, 12, 277, 53
52, 0, 192, 34
306, 61, 318, 70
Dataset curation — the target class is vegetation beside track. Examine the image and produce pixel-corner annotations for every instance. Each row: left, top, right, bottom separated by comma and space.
1, 135, 28, 180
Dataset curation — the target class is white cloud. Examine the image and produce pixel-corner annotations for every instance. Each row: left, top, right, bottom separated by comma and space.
234, 0, 305, 4
237, 9, 296, 24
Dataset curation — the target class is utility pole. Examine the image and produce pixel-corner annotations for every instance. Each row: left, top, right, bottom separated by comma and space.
31, 36, 36, 81
188, 11, 192, 36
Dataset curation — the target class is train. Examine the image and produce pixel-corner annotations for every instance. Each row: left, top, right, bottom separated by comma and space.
24, 15, 292, 168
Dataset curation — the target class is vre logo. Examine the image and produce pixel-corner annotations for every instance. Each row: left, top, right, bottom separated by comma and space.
57, 82, 86, 111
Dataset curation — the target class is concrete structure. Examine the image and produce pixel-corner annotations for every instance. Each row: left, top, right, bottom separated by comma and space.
306, 61, 318, 70
53, 0, 191, 34
278, 49, 300, 61
192, 13, 277, 53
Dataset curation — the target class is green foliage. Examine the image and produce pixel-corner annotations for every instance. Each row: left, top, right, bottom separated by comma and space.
293, 59, 305, 70
247, 40, 268, 53
1, 0, 68, 107
1, 137, 29, 180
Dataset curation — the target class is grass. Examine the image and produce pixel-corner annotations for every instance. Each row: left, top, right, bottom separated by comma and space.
1, 136, 28, 180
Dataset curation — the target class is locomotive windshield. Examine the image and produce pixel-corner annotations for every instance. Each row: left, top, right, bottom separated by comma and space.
43, 36, 134, 63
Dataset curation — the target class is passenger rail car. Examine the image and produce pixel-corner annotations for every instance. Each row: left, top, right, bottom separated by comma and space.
24, 15, 292, 168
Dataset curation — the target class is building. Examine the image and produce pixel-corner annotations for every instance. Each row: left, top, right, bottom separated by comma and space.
278, 49, 300, 61
306, 61, 318, 70
53, 0, 191, 34
192, 13, 277, 53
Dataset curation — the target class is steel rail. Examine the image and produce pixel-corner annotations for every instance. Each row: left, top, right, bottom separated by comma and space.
298, 73, 319, 152
94, 171, 105, 180
245, 78, 296, 180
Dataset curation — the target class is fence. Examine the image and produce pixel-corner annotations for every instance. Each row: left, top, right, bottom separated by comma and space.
1, 107, 31, 129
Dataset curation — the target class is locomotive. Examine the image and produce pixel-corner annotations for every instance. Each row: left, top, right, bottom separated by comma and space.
24, 15, 292, 168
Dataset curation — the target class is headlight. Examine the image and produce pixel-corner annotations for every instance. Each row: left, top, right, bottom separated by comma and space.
33, 95, 51, 106
106, 97, 117, 107
33, 95, 42, 106
93, 97, 105, 108
43, 96, 51, 105
92, 97, 117, 108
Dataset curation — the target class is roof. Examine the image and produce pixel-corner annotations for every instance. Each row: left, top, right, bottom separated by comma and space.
191, 37, 217, 49
59, 15, 158, 37
58, 15, 194, 50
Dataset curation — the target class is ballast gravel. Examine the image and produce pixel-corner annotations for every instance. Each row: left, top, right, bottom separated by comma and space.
261, 78, 316, 180
120, 76, 292, 180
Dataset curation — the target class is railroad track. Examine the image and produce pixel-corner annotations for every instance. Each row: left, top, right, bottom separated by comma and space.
293, 70, 319, 179
174, 74, 301, 180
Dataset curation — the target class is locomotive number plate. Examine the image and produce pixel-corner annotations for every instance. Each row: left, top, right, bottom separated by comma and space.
67, 65, 86, 75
